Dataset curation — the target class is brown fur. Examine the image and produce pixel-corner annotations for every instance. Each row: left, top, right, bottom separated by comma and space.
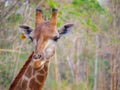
21, 79, 28, 89
29, 78, 40, 90
25, 65, 32, 78
8, 52, 34, 90
9, 54, 49, 90
50, 10, 58, 30
35, 9, 44, 28
37, 75, 45, 83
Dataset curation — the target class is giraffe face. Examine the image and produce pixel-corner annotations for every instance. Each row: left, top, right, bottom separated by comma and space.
19, 8, 74, 69
31, 21, 58, 69
31, 22, 59, 59
31, 8, 59, 59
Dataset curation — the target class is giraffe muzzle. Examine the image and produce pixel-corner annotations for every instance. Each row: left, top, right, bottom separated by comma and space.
32, 56, 48, 69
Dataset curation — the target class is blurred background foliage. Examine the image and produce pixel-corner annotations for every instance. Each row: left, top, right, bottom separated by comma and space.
0, 0, 120, 90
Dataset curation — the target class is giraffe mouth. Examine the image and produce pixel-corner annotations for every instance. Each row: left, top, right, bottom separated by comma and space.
32, 58, 48, 69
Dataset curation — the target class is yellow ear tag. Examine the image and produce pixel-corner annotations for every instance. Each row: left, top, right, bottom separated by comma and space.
20, 33, 26, 40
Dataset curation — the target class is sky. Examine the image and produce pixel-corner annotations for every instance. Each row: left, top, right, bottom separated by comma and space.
97, 0, 109, 7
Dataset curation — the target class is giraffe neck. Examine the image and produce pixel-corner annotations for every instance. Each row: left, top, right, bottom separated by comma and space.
9, 52, 49, 90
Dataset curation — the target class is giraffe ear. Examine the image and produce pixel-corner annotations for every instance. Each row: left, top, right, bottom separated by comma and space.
53, 24, 74, 41
19, 25, 33, 41
58, 23, 74, 36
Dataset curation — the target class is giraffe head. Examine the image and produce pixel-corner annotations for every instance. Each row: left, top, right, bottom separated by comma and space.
19, 8, 74, 69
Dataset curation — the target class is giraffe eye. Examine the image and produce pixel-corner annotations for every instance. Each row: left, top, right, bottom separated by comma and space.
53, 36, 60, 42
29, 36, 33, 42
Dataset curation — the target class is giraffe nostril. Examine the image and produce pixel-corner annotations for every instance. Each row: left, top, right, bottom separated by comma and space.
33, 54, 41, 59
38, 54, 41, 58
33, 55, 37, 59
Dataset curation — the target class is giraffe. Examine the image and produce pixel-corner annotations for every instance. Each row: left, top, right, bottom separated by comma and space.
8, 8, 74, 90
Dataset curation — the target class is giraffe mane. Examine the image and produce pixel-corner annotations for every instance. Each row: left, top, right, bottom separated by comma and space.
8, 52, 34, 90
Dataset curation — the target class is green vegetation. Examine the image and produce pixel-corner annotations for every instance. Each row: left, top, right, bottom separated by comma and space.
0, 0, 120, 90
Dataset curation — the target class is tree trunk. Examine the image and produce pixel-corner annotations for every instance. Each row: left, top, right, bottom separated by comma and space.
109, 0, 120, 90
93, 34, 99, 90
